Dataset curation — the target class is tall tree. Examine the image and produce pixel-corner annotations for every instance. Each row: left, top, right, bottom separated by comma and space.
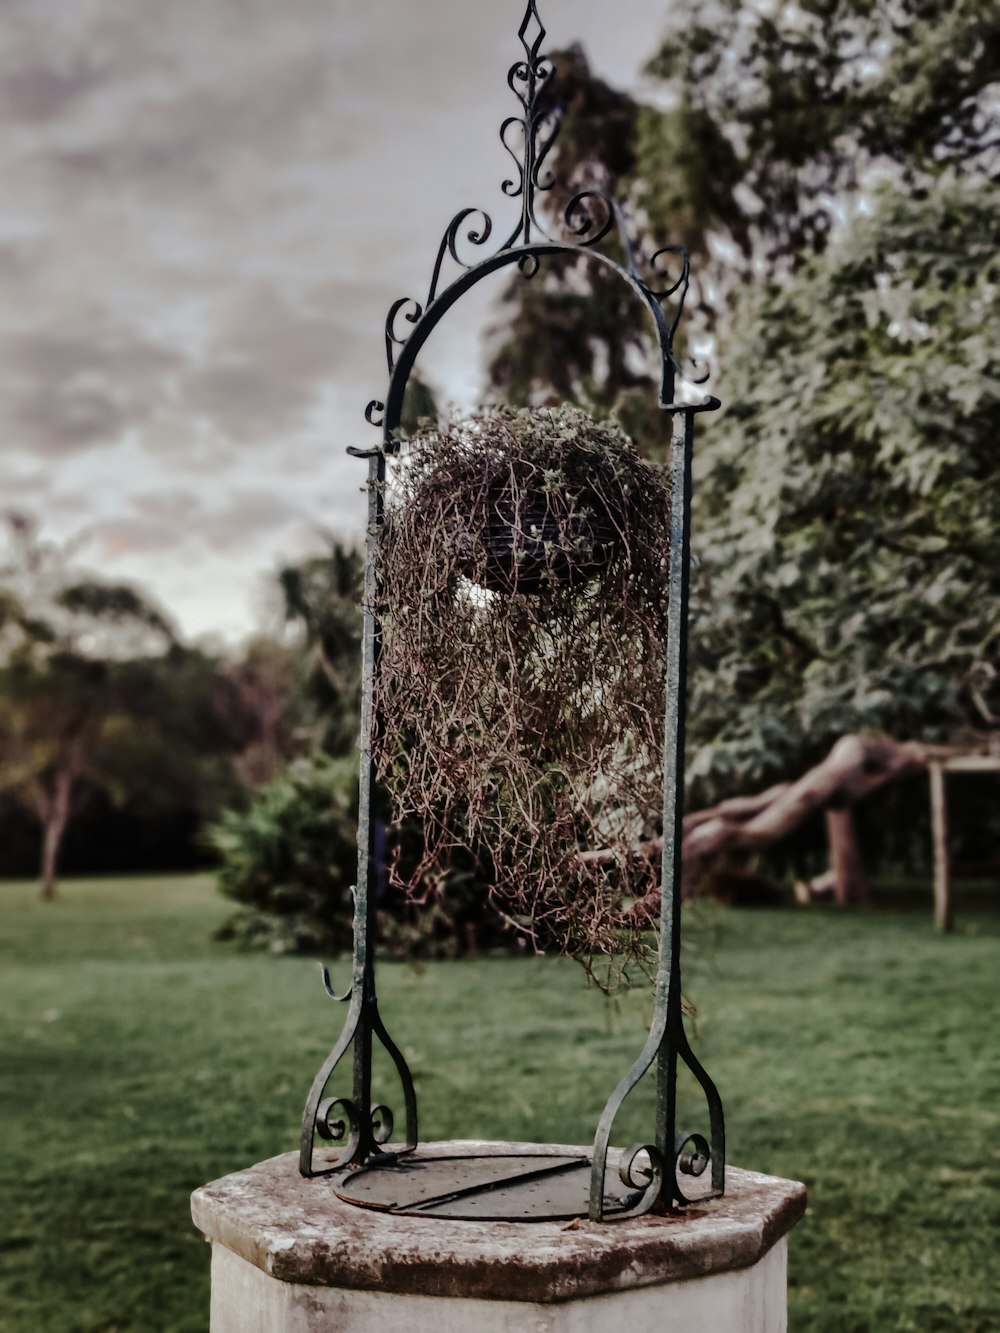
687, 181, 1000, 806
277, 541, 364, 757
0, 518, 243, 897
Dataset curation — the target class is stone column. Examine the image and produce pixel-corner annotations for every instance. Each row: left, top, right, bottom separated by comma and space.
192, 1141, 806, 1333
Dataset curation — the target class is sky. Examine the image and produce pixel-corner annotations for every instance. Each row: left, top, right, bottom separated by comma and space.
0, 0, 663, 644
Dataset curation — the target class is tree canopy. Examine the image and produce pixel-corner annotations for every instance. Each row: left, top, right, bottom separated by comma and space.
0, 518, 249, 895
484, 3, 999, 819
640, 0, 1000, 269
687, 181, 1000, 801
490, 1, 1000, 406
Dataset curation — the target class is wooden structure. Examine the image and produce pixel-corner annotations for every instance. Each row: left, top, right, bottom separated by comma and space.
583, 733, 1000, 931
928, 753, 1000, 933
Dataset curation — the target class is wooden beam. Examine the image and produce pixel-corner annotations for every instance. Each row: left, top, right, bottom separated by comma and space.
929, 762, 954, 933
942, 756, 1000, 773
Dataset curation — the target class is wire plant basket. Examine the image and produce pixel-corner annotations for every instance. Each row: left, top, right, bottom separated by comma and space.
375, 404, 672, 974
450, 429, 627, 595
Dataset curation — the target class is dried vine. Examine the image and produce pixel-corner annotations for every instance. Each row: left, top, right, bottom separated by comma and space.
374, 406, 672, 983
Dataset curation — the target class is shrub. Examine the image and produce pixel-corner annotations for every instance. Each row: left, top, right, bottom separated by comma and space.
209, 754, 358, 953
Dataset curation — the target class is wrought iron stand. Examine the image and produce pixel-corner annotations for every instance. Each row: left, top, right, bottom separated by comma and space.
300, 0, 724, 1222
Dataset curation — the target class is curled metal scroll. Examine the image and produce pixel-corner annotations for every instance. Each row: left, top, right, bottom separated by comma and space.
588, 999, 725, 1217
299, 964, 417, 1177
370, 1103, 394, 1146
427, 209, 494, 306
320, 963, 352, 1004
564, 190, 616, 249
674, 1131, 712, 1203
316, 1097, 361, 1158
615, 1143, 665, 1219
355, 0, 714, 453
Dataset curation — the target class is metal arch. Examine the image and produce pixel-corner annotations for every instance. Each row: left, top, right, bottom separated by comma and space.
375, 240, 711, 451
300, 0, 726, 1219
356, 0, 714, 450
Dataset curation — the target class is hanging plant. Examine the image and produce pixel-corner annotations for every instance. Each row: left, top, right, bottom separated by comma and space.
375, 405, 672, 985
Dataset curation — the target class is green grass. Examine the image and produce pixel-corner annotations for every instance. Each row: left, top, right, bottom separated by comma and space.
1, 876, 998, 1332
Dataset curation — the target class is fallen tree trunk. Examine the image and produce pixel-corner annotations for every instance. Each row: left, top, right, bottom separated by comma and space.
581, 734, 969, 921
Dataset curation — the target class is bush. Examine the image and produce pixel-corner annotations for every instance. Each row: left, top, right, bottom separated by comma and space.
209, 752, 522, 958
209, 754, 358, 953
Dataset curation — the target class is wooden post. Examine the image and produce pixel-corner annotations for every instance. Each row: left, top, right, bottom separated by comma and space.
928, 762, 953, 933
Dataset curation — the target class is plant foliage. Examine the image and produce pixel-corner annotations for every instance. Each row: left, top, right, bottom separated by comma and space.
688, 182, 1000, 803
210, 753, 359, 953
376, 405, 672, 977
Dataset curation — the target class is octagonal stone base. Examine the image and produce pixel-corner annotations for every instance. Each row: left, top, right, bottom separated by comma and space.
191, 1141, 806, 1333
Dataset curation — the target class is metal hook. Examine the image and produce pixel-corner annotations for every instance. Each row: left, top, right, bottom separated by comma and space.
319, 963, 353, 1003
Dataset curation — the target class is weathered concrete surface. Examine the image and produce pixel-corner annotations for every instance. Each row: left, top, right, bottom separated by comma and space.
191, 1140, 806, 1305
208, 1236, 790, 1333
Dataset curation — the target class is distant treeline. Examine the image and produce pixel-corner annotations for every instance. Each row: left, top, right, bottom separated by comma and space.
0, 791, 207, 878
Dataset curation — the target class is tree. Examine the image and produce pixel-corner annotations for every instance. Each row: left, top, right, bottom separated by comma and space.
640, 0, 1000, 272
221, 635, 307, 788
0, 518, 247, 897
687, 182, 1000, 809
277, 541, 364, 757
0, 519, 175, 897
482, 12, 999, 895
489, 3, 1000, 408
582, 732, 969, 909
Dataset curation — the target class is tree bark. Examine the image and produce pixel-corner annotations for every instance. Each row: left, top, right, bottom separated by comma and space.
825, 804, 870, 906
39, 764, 73, 902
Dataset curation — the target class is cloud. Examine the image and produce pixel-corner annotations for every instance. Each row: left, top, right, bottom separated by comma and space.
89, 517, 178, 557
201, 490, 302, 552
0, 321, 184, 457
0, 59, 109, 124
0, 0, 654, 640
48, 50, 339, 192
0, 467, 49, 500
179, 284, 344, 441
131, 487, 205, 524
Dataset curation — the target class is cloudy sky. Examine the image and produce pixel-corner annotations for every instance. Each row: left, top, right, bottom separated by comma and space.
0, 0, 662, 642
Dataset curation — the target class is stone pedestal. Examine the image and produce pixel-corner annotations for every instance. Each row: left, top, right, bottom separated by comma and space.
191, 1141, 806, 1333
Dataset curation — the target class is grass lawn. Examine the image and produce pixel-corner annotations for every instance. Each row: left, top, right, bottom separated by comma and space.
1, 875, 998, 1332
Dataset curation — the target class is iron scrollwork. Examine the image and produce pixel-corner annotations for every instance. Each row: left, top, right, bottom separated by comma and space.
301, 0, 726, 1219
355, 0, 717, 452
300, 962, 417, 1176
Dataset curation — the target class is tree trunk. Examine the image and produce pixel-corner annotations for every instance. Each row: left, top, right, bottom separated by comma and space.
825, 804, 870, 906
39, 765, 73, 902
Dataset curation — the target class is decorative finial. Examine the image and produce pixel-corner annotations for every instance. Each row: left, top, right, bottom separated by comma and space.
360, 0, 710, 440
517, 0, 547, 66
